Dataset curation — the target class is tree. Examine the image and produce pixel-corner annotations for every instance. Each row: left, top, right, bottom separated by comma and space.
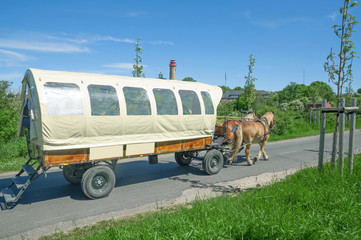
323, 0, 358, 167
182, 77, 196, 82
309, 81, 336, 103
233, 86, 243, 91
324, 0, 358, 101
219, 85, 231, 94
278, 82, 310, 104
357, 88, 361, 94
132, 38, 145, 78
237, 54, 257, 111
0, 80, 20, 143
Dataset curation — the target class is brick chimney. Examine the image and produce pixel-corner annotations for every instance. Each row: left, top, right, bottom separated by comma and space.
169, 59, 176, 80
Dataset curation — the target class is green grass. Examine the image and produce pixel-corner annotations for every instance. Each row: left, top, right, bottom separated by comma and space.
270, 117, 361, 142
0, 137, 27, 173
41, 155, 361, 240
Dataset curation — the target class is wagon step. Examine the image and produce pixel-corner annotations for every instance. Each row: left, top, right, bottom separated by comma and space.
22, 164, 36, 175
0, 164, 44, 205
1, 188, 16, 203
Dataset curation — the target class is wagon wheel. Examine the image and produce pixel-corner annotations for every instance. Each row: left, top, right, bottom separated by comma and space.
81, 165, 116, 199
63, 163, 91, 184
202, 149, 224, 175
175, 152, 193, 166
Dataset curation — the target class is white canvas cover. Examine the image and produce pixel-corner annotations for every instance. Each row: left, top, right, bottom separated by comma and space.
18, 69, 222, 151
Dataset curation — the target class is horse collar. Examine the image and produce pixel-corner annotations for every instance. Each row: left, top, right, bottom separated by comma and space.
261, 117, 269, 128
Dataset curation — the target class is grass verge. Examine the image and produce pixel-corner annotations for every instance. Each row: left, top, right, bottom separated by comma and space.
0, 137, 27, 173
270, 119, 359, 141
41, 155, 361, 240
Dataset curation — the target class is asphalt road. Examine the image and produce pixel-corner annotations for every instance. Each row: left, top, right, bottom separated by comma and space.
1, 130, 360, 239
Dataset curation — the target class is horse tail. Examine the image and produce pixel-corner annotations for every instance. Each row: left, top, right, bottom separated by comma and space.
229, 123, 243, 163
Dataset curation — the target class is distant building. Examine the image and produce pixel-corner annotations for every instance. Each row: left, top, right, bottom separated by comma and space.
169, 59, 176, 80
307, 102, 331, 109
221, 90, 270, 102
257, 90, 271, 99
221, 90, 244, 102
158, 72, 166, 79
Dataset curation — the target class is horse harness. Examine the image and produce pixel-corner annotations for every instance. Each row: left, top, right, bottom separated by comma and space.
228, 118, 271, 141
257, 117, 271, 143
228, 117, 273, 153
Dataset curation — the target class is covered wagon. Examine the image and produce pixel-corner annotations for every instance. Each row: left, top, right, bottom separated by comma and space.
1, 68, 224, 203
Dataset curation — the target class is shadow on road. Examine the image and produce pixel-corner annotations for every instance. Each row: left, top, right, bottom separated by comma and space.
0, 156, 243, 208
0, 152, 256, 209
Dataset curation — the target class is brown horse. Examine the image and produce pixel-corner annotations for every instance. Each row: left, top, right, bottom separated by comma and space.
228, 112, 275, 166
214, 113, 258, 143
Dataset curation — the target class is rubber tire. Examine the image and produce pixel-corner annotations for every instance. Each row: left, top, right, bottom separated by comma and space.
202, 149, 224, 175
63, 165, 82, 184
175, 152, 193, 166
81, 165, 116, 199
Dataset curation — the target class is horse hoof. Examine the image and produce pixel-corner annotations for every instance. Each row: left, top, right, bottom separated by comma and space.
226, 160, 233, 165
247, 161, 253, 166
253, 157, 258, 163
264, 158, 269, 161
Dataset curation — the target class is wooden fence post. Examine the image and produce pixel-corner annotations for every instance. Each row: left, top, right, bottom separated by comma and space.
318, 109, 320, 126
313, 109, 316, 124
309, 109, 312, 124
348, 98, 357, 173
338, 98, 345, 173
318, 100, 327, 172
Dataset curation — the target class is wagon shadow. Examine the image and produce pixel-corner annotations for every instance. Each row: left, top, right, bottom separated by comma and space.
0, 171, 87, 210
114, 159, 206, 188
0, 158, 213, 208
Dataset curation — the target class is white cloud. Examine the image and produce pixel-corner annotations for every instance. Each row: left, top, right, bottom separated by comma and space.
93, 36, 135, 43
146, 40, 174, 46
0, 49, 33, 61
328, 12, 338, 21
127, 11, 146, 17
103, 62, 134, 70
0, 72, 24, 82
45, 35, 88, 44
0, 48, 35, 67
0, 39, 89, 53
242, 9, 251, 19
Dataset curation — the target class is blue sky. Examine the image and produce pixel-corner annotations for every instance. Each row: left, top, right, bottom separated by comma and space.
1, 0, 360, 93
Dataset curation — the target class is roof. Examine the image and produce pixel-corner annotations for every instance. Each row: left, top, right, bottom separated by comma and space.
19, 68, 223, 151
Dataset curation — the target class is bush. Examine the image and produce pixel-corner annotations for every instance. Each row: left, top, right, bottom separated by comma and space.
217, 101, 240, 116
0, 80, 21, 143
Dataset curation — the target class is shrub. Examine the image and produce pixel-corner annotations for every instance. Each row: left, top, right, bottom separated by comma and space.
0, 80, 21, 143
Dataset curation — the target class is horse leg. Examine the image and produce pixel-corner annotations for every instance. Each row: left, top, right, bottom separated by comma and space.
253, 143, 262, 163
261, 141, 269, 160
228, 124, 243, 164
245, 144, 253, 166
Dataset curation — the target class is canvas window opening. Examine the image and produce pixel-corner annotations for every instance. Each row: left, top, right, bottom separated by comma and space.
201, 91, 214, 115
153, 88, 178, 115
88, 85, 120, 116
179, 90, 201, 115
44, 82, 83, 116
123, 87, 151, 115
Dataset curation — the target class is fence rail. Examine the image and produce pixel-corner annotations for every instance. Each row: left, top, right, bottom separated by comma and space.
318, 98, 358, 174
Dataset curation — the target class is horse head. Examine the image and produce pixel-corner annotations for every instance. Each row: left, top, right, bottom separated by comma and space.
243, 113, 258, 121
261, 112, 275, 130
